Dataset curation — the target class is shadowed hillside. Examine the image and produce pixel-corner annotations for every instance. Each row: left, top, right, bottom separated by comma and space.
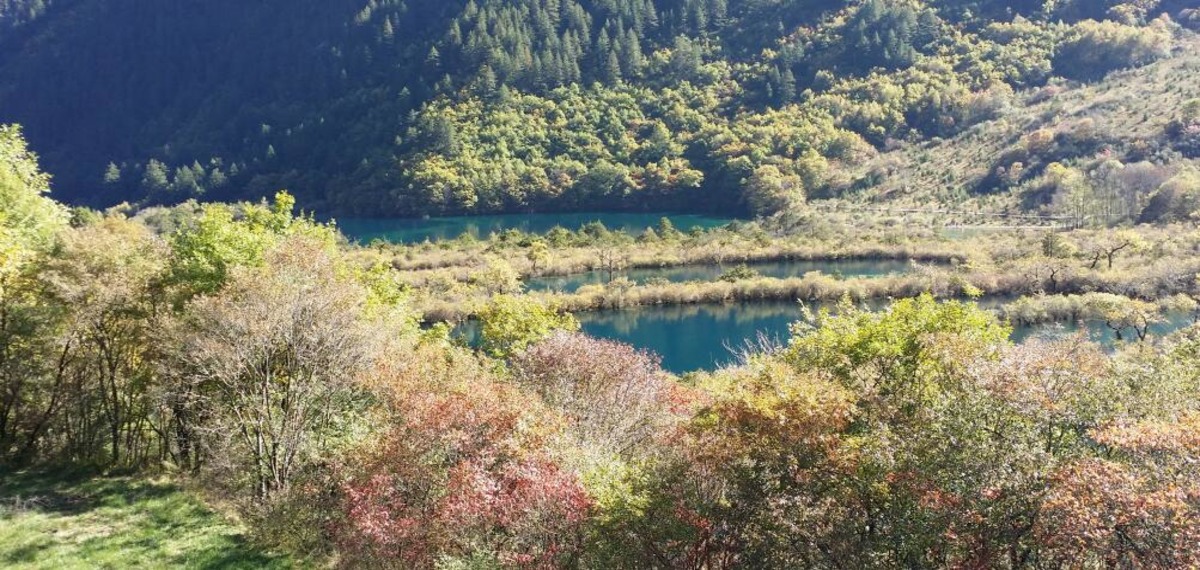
0, 0, 1195, 220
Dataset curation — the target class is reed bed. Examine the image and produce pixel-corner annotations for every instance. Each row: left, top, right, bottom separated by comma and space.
416, 259, 1200, 324
397, 222, 1200, 325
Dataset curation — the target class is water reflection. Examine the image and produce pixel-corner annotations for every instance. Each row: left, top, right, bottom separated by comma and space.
454, 299, 1196, 374
337, 212, 734, 243
576, 301, 1195, 374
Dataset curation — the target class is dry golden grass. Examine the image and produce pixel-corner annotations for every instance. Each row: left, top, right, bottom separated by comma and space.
848, 34, 1200, 214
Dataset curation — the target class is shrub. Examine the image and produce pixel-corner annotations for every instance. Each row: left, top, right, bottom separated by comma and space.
335, 343, 592, 569
511, 332, 678, 459
1053, 19, 1173, 81
476, 294, 579, 358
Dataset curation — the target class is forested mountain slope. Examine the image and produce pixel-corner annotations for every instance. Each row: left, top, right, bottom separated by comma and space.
0, 0, 1197, 217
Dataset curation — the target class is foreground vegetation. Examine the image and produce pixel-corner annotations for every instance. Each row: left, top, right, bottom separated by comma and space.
9, 113, 1200, 568
0, 472, 297, 569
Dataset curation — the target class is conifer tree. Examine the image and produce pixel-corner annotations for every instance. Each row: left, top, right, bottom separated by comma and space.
103, 162, 121, 185
141, 159, 169, 194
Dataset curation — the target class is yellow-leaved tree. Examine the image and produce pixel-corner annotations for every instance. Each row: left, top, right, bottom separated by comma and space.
0, 124, 67, 299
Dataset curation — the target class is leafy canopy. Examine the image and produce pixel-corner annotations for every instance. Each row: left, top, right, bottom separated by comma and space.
476, 294, 580, 358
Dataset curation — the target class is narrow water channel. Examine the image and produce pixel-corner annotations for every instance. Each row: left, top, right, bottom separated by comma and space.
337, 212, 734, 243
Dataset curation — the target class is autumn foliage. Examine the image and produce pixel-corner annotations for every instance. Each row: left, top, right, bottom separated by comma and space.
7, 119, 1200, 567
1036, 458, 1200, 569
334, 342, 592, 568
511, 331, 684, 458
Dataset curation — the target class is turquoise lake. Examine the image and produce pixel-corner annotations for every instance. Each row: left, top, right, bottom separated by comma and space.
525, 258, 919, 292
337, 212, 734, 243
457, 299, 1195, 374
574, 301, 1195, 373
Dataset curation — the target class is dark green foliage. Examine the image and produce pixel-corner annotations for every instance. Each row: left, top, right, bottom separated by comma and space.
0, 0, 54, 31
718, 263, 759, 281
929, 0, 1046, 21
841, 0, 940, 72
0, 0, 457, 210
1181, 8, 1200, 31
0, 0, 1184, 217
1167, 108, 1200, 158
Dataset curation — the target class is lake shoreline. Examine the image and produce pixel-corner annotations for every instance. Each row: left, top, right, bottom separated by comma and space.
524, 247, 961, 279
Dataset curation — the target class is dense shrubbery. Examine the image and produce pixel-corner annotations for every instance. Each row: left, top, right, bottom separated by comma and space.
1166, 100, 1200, 159
562, 297, 1200, 567
334, 340, 593, 568
8, 122, 1200, 566
1053, 17, 1174, 81
398, 85, 707, 214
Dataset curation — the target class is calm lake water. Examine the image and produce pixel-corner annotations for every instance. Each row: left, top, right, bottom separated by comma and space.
525, 259, 918, 292
575, 301, 1195, 373
337, 212, 734, 243
455, 299, 1193, 373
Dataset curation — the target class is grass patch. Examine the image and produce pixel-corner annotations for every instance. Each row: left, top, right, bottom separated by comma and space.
0, 471, 303, 569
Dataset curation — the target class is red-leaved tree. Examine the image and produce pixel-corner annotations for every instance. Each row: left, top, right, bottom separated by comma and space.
1035, 414, 1200, 568
335, 342, 592, 568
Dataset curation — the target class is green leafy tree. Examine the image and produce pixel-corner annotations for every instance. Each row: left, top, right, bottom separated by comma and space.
470, 257, 522, 294
0, 124, 68, 464
167, 237, 380, 502
476, 294, 578, 358
526, 239, 551, 273
167, 191, 337, 299
1053, 18, 1173, 81
785, 294, 1011, 420
0, 124, 66, 295
743, 164, 804, 216
41, 215, 168, 466
0, 125, 65, 249
102, 162, 121, 186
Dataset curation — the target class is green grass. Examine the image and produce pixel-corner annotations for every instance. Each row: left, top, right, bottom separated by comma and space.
0, 472, 303, 569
